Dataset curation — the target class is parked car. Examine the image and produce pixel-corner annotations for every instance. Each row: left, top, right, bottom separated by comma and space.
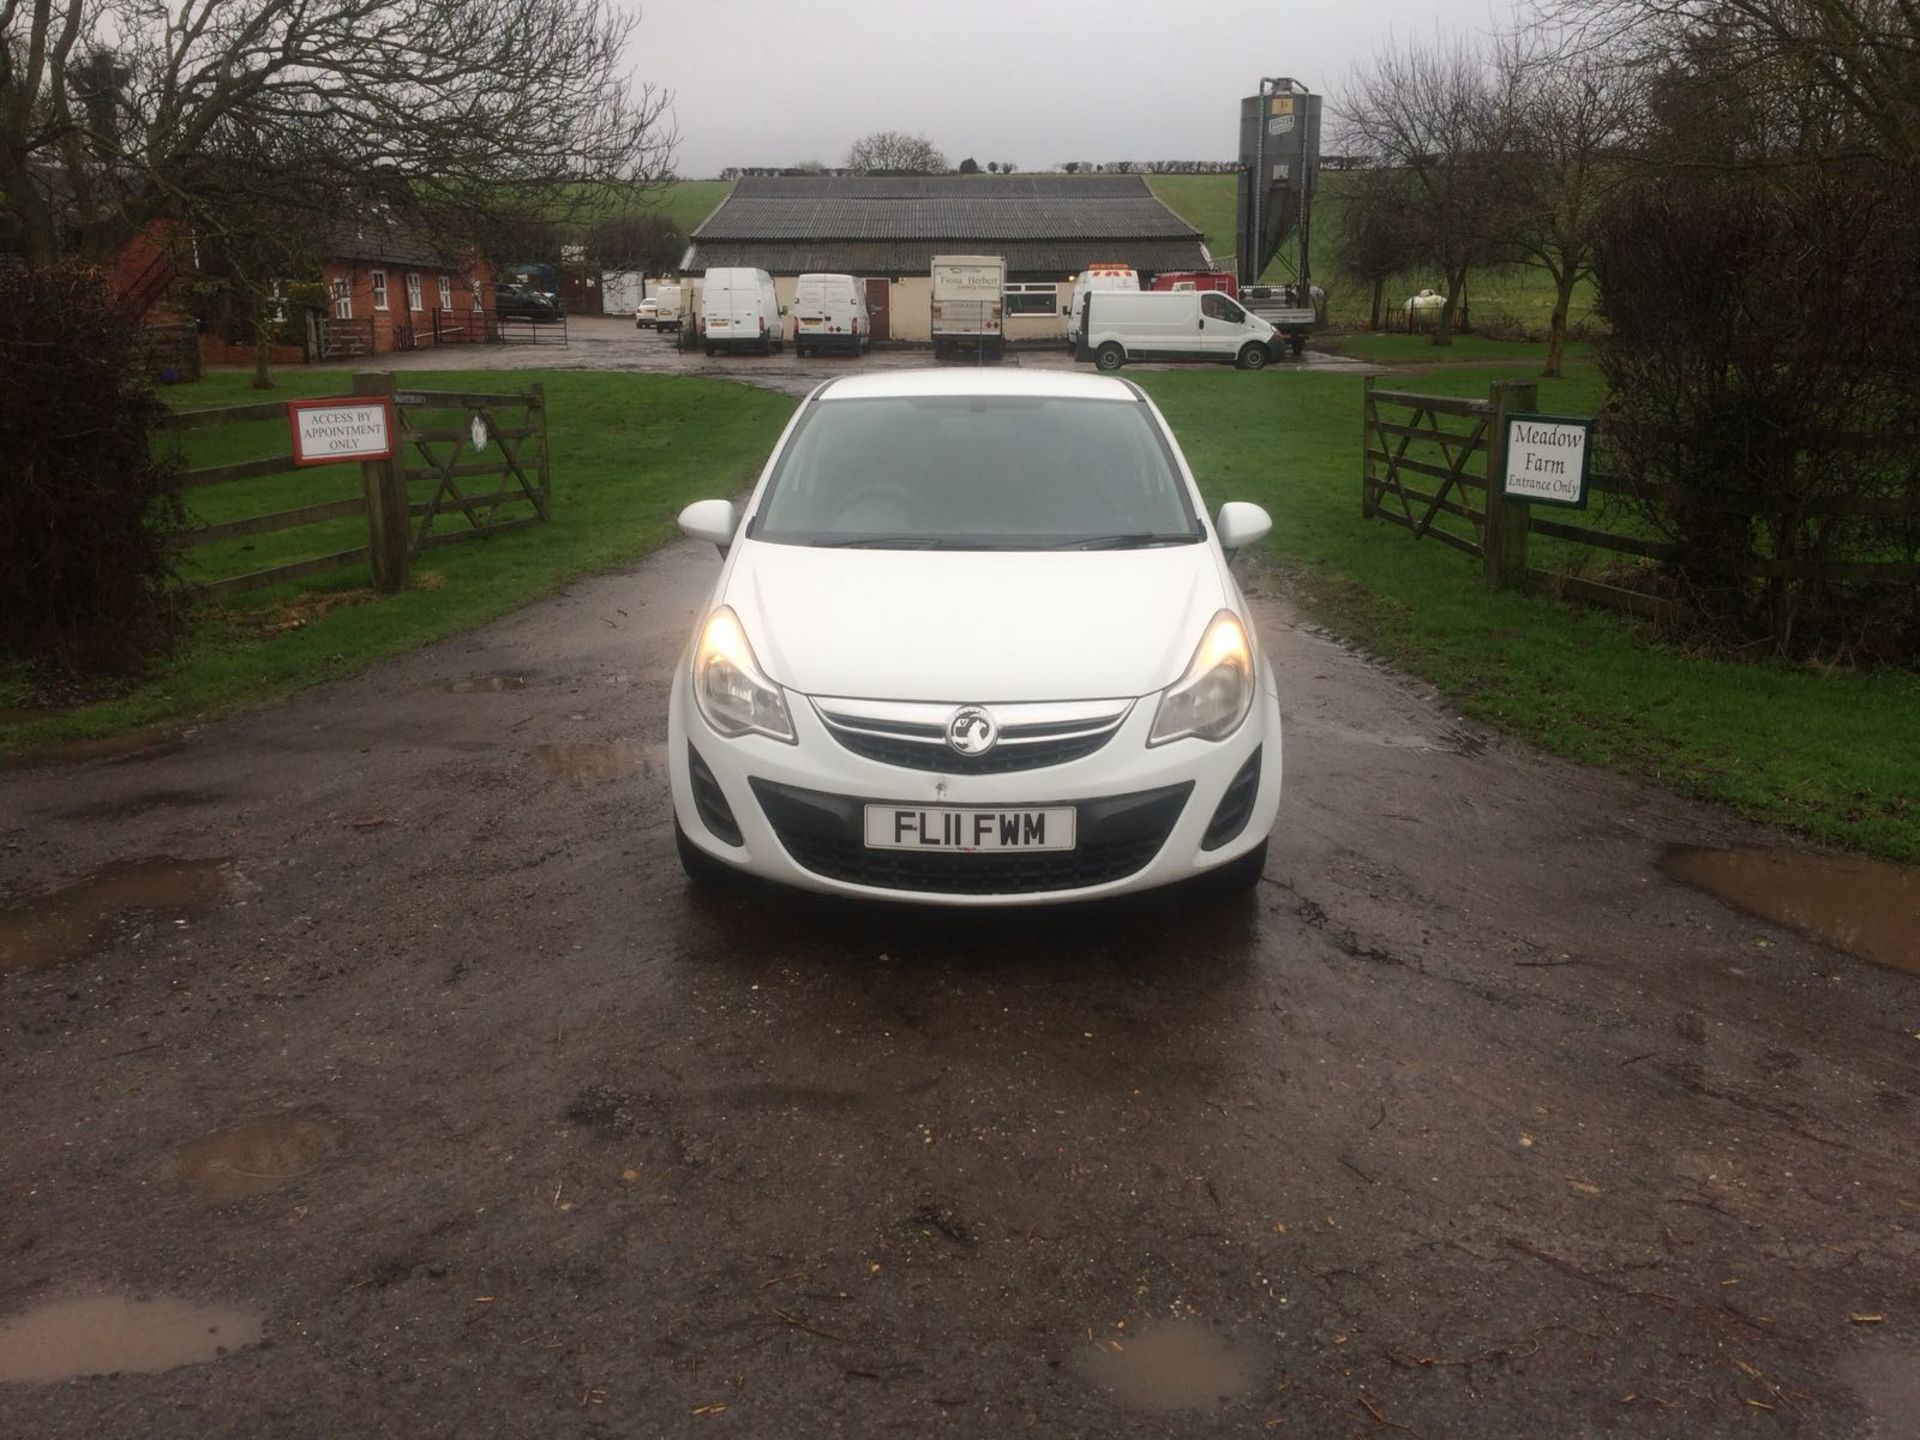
667, 368, 1282, 904
635, 297, 665, 329
1065, 264, 1140, 351
701, 267, 782, 355
635, 288, 685, 331
792, 273, 869, 357
1079, 290, 1279, 371
495, 283, 561, 323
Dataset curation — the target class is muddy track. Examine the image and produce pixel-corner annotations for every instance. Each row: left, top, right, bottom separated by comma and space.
2, 544, 1916, 1437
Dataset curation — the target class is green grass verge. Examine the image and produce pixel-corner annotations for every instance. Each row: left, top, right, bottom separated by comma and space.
1132, 352, 1920, 864
0, 369, 794, 755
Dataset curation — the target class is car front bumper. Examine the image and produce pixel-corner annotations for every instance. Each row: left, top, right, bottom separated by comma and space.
669, 669, 1282, 906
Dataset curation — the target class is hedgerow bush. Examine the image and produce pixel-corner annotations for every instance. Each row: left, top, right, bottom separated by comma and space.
0, 261, 189, 675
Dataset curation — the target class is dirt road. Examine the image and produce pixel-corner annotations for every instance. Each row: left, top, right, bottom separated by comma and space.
2, 538, 1916, 1437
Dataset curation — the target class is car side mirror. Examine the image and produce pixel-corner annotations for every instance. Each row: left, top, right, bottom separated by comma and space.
678, 498, 738, 554
1215, 501, 1272, 556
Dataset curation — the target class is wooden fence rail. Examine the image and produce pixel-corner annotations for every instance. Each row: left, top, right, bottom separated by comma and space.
1361, 377, 1920, 625
155, 372, 551, 598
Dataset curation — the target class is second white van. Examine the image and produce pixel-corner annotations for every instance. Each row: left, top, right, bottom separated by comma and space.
1065, 264, 1140, 351
1078, 290, 1280, 371
791, 274, 869, 357
702, 267, 783, 355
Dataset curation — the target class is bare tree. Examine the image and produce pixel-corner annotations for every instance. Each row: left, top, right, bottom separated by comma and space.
1337, 164, 1423, 330
1537, 0, 1920, 169
0, 0, 676, 266
844, 130, 946, 174
585, 211, 684, 274
1493, 35, 1641, 375
1341, 35, 1516, 345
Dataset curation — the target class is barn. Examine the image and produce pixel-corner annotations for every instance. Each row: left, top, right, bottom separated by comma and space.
680, 174, 1213, 344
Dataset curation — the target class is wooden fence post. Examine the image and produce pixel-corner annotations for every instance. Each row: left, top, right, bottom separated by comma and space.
353, 370, 410, 594
1483, 379, 1538, 591
1361, 375, 1376, 519
529, 381, 552, 520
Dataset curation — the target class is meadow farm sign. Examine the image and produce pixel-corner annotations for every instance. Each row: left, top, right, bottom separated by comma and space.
1503, 414, 1592, 509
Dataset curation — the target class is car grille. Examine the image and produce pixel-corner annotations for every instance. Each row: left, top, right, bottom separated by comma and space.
811, 697, 1133, 775
749, 779, 1191, 896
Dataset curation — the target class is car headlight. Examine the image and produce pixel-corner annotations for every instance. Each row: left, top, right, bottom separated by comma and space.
1148, 610, 1255, 745
693, 606, 795, 743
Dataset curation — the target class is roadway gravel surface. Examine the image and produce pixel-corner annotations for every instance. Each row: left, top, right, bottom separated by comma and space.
2, 536, 1917, 1435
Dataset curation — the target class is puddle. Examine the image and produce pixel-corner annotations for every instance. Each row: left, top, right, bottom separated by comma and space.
1074, 1319, 1260, 1412
173, 1109, 342, 1202
531, 742, 658, 783
444, 674, 527, 693
0, 858, 233, 975
0, 1294, 262, 1383
1662, 846, 1918, 976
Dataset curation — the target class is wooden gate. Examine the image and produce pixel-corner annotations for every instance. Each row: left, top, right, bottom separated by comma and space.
1361, 379, 1500, 560
393, 384, 551, 552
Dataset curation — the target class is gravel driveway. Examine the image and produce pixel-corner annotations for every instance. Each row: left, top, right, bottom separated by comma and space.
2, 537, 1916, 1437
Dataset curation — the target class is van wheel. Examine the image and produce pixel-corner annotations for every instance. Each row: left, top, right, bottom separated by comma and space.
704, 346, 714, 357
1094, 342, 1126, 371
1236, 343, 1270, 371
1290, 335, 1306, 357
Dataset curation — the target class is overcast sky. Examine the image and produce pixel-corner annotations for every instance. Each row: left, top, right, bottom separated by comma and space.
631, 0, 1511, 178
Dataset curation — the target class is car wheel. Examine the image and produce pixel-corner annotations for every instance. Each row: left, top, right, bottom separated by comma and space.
1202, 839, 1268, 897
1290, 335, 1306, 357
676, 820, 740, 887
1237, 343, 1270, 371
1095, 341, 1126, 371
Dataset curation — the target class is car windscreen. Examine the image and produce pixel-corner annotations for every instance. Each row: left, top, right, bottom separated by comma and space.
749, 396, 1203, 550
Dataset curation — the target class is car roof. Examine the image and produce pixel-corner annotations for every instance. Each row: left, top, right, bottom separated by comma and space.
813, 369, 1140, 403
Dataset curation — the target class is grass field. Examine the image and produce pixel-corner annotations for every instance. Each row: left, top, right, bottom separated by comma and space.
0, 371, 792, 754
1134, 358, 1920, 864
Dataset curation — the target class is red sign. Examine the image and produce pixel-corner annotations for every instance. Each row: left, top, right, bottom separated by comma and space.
288, 396, 396, 466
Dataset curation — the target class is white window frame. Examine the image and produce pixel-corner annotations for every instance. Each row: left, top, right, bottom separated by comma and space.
405, 271, 423, 312
470, 279, 484, 311
437, 274, 452, 310
331, 278, 352, 320
1004, 282, 1060, 317
370, 269, 389, 311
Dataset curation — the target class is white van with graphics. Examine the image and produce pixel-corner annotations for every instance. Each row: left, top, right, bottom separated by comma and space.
702, 267, 783, 356
1079, 290, 1280, 371
1065, 264, 1140, 351
792, 273, 869, 357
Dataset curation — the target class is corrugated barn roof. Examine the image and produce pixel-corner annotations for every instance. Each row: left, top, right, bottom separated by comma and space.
684, 175, 1209, 277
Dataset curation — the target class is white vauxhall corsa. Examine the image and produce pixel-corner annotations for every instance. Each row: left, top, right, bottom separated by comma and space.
667, 369, 1283, 905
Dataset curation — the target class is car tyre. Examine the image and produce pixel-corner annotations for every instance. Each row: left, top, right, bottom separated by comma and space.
1202, 839, 1268, 897
1236, 343, 1270, 371
676, 820, 740, 888
1095, 341, 1126, 371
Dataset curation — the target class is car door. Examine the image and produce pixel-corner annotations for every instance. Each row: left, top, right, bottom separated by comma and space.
1199, 292, 1244, 358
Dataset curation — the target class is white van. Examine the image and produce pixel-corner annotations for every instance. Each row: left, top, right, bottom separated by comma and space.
701, 267, 783, 355
1080, 290, 1280, 371
1065, 264, 1140, 351
791, 273, 868, 357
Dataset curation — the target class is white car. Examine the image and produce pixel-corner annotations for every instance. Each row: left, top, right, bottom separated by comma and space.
667, 369, 1282, 905
634, 298, 663, 329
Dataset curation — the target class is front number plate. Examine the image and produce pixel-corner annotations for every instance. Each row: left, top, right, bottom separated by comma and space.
863, 806, 1076, 852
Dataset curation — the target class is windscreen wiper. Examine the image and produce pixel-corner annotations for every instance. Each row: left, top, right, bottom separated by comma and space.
1043, 533, 1195, 550
811, 536, 967, 549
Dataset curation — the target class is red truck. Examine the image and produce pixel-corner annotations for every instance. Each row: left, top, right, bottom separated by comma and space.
1150, 271, 1238, 298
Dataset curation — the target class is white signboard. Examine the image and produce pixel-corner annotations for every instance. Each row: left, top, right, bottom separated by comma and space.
1503, 414, 1592, 509
288, 398, 395, 466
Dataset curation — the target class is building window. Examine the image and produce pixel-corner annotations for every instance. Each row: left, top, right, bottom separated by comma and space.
1005, 283, 1060, 316
331, 278, 351, 320
405, 272, 423, 312
471, 279, 484, 311
371, 270, 388, 311
437, 275, 452, 310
